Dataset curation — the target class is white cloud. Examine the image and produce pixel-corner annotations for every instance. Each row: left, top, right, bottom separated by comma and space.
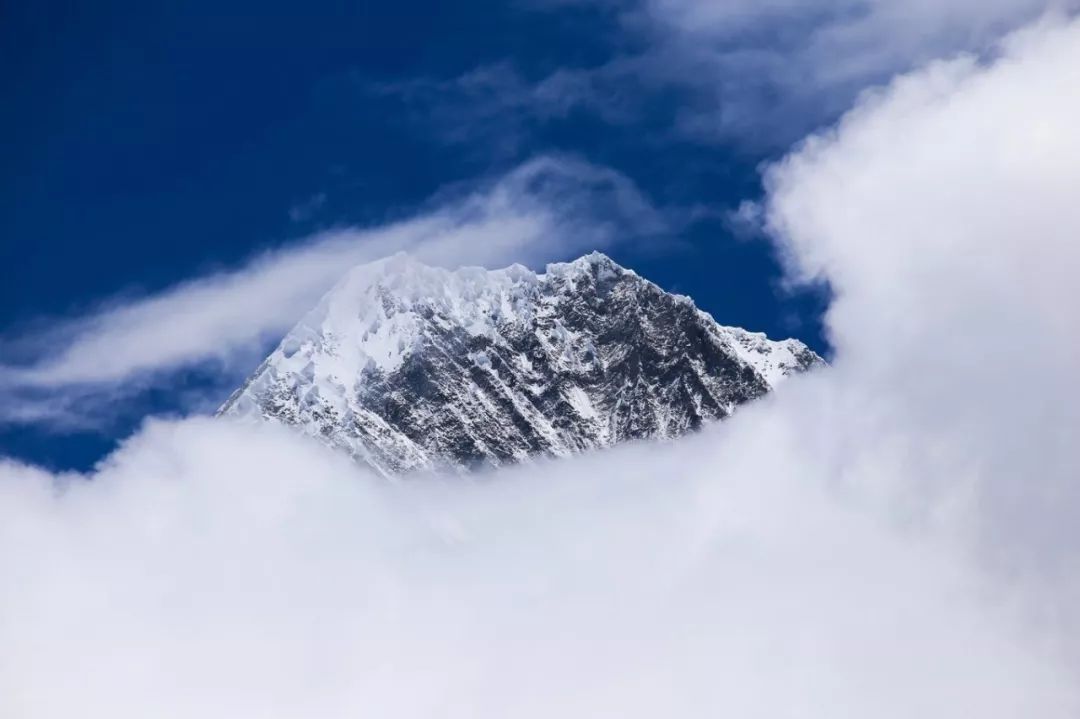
3, 11, 1080, 718
2, 401, 1075, 717
761, 12, 1080, 604
496, 0, 1080, 146
0, 156, 666, 425
648, 0, 1079, 142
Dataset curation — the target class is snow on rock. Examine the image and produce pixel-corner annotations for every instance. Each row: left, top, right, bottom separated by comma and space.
219, 251, 823, 476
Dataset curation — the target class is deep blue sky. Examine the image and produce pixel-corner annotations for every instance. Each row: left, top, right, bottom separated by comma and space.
1, 0, 829, 469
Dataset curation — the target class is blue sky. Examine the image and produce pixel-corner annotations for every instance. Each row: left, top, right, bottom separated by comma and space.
1, 0, 1057, 469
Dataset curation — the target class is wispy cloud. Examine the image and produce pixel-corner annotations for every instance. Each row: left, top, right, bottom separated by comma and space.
631, 0, 1079, 143
369, 62, 638, 159
0, 156, 669, 428
287, 192, 327, 223
386, 0, 1078, 149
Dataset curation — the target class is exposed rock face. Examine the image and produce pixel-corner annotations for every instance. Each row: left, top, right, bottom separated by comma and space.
220, 252, 822, 475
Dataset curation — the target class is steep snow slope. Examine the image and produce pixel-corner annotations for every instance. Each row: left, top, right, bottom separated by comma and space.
220, 252, 822, 475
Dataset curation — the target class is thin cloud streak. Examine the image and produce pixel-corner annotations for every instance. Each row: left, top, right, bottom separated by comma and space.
0, 156, 668, 426
393, 0, 1078, 148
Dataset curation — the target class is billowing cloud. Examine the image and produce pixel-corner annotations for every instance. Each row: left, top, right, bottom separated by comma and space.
3, 11, 1080, 719
0, 156, 665, 426
0, 409, 1073, 718
761, 12, 1080, 606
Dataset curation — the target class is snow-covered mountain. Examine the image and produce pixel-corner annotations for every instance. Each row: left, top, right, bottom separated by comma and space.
220, 252, 822, 475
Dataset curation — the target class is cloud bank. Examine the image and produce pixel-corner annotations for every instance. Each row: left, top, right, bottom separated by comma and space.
1, 412, 1073, 718
762, 12, 1080, 614
3, 12, 1080, 719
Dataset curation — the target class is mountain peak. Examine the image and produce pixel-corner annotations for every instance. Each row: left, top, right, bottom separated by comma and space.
545, 250, 626, 278
220, 251, 822, 475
